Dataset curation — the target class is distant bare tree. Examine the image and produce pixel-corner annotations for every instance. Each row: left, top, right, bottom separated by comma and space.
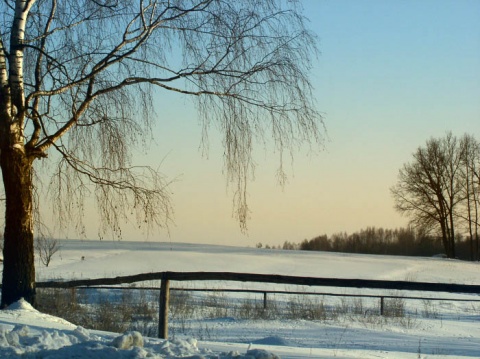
391, 133, 464, 258
35, 236, 59, 267
459, 134, 480, 260
0, 1, 323, 307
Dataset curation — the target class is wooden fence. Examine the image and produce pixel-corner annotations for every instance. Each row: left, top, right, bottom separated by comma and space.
37, 271, 480, 339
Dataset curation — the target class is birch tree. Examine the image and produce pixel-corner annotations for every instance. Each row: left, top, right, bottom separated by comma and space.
0, 0, 323, 307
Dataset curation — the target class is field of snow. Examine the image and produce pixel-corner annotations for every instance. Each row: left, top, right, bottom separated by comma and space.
2, 239, 480, 358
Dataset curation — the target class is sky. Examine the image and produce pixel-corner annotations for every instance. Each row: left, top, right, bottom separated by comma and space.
77, 1, 480, 247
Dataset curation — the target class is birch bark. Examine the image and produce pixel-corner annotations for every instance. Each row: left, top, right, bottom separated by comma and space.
0, 0, 37, 307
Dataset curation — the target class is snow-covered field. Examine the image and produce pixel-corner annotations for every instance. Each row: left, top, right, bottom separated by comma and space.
2, 239, 480, 358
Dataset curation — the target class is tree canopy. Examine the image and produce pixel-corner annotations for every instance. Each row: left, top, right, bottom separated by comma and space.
0, 0, 323, 306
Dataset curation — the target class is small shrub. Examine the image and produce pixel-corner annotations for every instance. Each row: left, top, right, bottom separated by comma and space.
351, 297, 365, 315
335, 297, 370, 318
37, 286, 161, 335
398, 314, 418, 329
383, 297, 405, 318
170, 290, 195, 319
169, 290, 196, 335
204, 292, 229, 318
235, 297, 277, 320
37, 288, 96, 328
422, 299, 439, 319
286, 295, 328, 321
91, 297, 130, 333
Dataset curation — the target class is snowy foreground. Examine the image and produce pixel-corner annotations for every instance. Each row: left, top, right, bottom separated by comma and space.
0, 299, 283, 358
2, 240, 480, 358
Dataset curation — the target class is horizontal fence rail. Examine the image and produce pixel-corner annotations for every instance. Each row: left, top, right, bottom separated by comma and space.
70, 285, 480, 303
37, 271, 480, 294
35, 271, 480, 339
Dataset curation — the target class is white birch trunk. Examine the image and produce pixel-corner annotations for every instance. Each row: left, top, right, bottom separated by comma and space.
0, 38, 11, 122
0, 0, 37, 308
8, 0, 35, 151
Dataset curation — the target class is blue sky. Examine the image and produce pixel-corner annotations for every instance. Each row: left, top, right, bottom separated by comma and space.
82, 1, 480, 246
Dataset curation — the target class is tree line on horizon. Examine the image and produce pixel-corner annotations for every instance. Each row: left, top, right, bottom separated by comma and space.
259, 133, 480, 261
258, 225, 473, 260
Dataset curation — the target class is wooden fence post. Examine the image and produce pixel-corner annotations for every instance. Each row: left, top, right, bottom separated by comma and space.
380, 296, 384, 316
263, 292, 267, 309
158, 274, 170, 339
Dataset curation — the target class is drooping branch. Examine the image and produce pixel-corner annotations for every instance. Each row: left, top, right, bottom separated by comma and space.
1, 0, 322, 235
49, 142, 173, 237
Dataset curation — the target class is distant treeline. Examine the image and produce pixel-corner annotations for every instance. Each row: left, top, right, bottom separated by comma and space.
258, 226, 475, 260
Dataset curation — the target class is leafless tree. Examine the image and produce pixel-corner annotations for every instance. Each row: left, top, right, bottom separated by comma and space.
35, 235, 59, 267
391, 133, 465, 258
459, 134, 480, 260
0, 1, 323, 306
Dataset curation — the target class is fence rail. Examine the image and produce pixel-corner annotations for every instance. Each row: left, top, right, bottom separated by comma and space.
36, 271, 480, 339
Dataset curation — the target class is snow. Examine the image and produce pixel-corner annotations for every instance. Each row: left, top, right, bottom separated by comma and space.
1, 240, 480, 358
0, 299, 278, 358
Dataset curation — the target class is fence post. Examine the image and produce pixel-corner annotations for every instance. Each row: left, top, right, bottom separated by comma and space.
263, 292, 267, 309
158, 274, 170, 339
380, 296, 384, 316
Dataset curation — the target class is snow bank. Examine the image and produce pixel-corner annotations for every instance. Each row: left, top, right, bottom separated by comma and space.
6, 298, 36, 311
0, 300, 282, 358
111, 331, 144, 349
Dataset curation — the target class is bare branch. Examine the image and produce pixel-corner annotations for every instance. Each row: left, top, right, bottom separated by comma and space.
48, 141, 173, 238
2, 0, 323, 237
391, 133, 470, 258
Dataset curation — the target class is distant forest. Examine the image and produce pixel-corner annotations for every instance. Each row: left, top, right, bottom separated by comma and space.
257, 226, 475, 261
